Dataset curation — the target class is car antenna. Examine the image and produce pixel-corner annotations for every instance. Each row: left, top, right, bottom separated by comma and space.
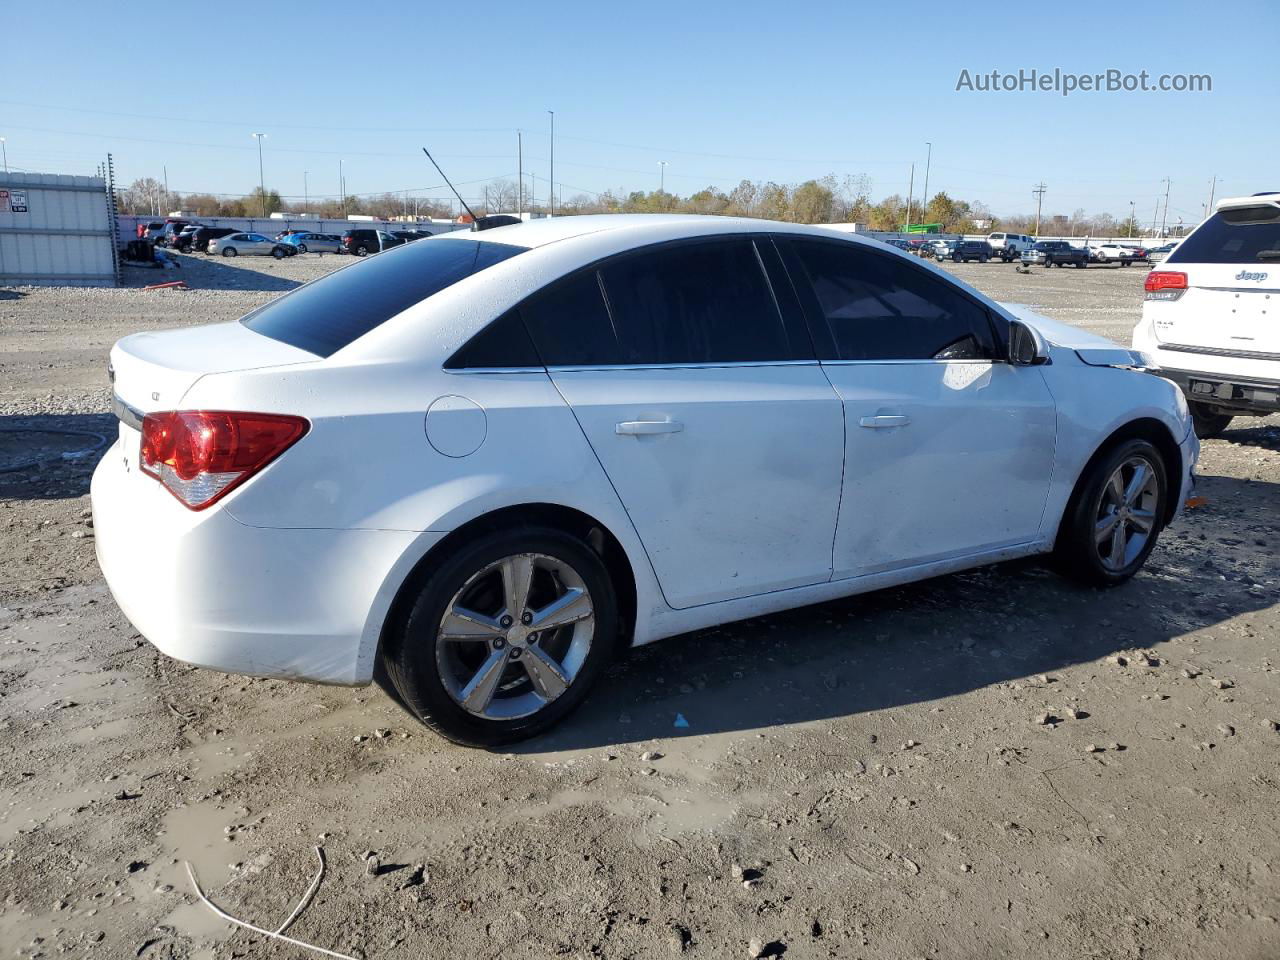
421, 147, 521, 232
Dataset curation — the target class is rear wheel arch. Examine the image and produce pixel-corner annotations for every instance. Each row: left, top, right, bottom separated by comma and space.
379, 503, 638, 660
1057, 417, 1184, 547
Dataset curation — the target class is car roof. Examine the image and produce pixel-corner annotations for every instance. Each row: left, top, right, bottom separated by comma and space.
443, 213, 898, 254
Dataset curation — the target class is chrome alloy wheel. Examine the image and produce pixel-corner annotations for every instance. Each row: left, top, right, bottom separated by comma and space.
1094, 455, 1160, 572
436, 553, 595, 720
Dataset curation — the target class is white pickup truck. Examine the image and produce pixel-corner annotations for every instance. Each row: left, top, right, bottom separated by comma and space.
1132, 192, 1280, 438
986, 232, 1035, 261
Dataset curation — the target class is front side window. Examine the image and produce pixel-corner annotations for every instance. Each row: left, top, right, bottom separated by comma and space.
244, 238, 526, 357
789, 239, 997, 362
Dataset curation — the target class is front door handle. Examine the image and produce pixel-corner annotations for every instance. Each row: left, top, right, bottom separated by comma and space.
616, 419, 684, 436
858, 415, 911, 429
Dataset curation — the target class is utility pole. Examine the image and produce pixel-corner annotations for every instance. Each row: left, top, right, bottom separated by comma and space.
1129, 200, 1135, 238
303, 171, 308, 215
1151, 198, 1159, 236
1159, 177, 1171, 238
921, 142, 932, 220
0, 138, 7, 175
1032, 182, 1047, 237
162, 165, 169, 213
1206, 176, 1220, 219
658, 160, 667, 195
905, 163, 915, 232
547, 110, 555, 216
252, 133, 267, 216
517, 131, 523, 217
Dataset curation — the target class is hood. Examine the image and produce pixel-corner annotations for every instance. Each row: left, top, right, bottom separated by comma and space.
998, 302, 1148, 369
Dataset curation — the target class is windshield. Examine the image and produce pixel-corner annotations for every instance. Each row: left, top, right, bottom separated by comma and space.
1168, 204, 1280, 264
242, 237, 527, 357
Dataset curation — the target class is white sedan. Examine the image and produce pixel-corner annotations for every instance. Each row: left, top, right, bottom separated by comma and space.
92, 215, 1198, 746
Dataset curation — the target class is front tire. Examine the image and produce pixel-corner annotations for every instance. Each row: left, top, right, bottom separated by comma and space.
383, 527, 619, 747
297, 243, 308, 253
1053, 438, 1167, 587
1189, 402, 1233, 439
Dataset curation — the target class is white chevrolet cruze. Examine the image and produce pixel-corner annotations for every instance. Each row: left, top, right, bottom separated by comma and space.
93, 215, 1198, 745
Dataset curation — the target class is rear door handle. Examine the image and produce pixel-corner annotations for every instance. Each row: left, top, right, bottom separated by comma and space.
858, 415, 911, 429
616, 419, 684, 436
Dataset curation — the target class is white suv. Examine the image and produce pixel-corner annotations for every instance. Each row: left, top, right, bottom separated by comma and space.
1133, 193, 1280, 438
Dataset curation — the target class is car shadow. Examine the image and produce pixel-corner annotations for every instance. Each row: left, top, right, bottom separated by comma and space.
1217, 422, 1280, 451
122, 251, 302, 293
507, 471, 1280, 753
0, 413, 115, 502
0, 288, 27, 301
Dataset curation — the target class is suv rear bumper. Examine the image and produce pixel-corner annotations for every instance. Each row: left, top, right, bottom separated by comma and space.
1157, 367, 1280, 416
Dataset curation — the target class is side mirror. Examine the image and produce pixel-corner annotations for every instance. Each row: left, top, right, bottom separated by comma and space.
1008, 320, 1049, 366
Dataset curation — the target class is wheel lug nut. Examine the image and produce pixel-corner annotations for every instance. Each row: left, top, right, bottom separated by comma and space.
500, 615, 513, 628
521, 612, 533, 625
510, 647, 523, 658
493, 638, 506, 650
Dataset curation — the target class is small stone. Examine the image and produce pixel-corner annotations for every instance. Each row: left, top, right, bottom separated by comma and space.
742, 878, 761, 890
364, 854, 380, 877
748, 937, 766, 958
154, 884, 173, 894
1108, 654, 1128, 667
1217, 724, 1235, 737
851, 759, 866, 774
961, 863, 972, 872
1109, 743, 1124, 751
1211, 678, 1234, 690
374, 729, 391, 739
1085, 744, 1103, 753
731, 862, 745, 880
353, 735, 368, 743
902, 740, 917, 750
1263, 719, 1279, 732
669, 924, 691, 953
641, 767, 656, 776
902, 857, 920, 875
1182, 667, 1201, 679
640, 750, 663, 762
1066, 707, 1083, 720
1036, 712, 1055, 725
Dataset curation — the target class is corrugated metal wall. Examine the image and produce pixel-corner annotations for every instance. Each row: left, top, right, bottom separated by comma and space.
0, 172, 117, 287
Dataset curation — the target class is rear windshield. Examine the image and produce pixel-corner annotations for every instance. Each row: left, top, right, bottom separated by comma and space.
242, 238, 526, 357
1168, 204, 1280, 264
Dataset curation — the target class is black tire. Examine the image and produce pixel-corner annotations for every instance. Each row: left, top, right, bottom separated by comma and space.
1121, 260, 1130, 267
1076, 259, 1087, 268
1053, 437, 1168, 587
979, 255, 989, 263
382, 526, 619, 747
222, 247, 237, 257
272, 247, 286, 259
297, 243, 308, 253
356, 244, 369, 257
1189, 402, 1233, 439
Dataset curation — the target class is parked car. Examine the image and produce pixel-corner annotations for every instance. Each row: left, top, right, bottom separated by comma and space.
1024, 240, 1090, 268
189, 226, 238, 254
170, 225, 203, 253
949, 240, 994, 263
1146, 242, 1177, 264
342, 229, 406, 256
155, 221, 192, 247
391, 230, 434, 243
924, 239, 955, 261
208, 232, 295, 259
1091, 242, 1146, 266
1133, 192, 1280, 438
93, 215, 1196, 746
136, 221, 165, 241
281, 232, 343, 254
882, 237, 915, 254
986, 232, 1035, 262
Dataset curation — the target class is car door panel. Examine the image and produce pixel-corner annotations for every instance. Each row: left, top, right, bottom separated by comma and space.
823, 360, 1056, 577
548, 365, 844, 608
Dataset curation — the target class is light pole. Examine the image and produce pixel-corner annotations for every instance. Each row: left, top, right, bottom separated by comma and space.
1206, 176, 1221, 219
921, 142, 932, 220
0, 138, 6, 175
905, 162, 914, 232
1129, 200, 1135, 238
1032, 182, 1047, 237
547, 110, 555, 216
303, 171, 308, 215
251, 133, 267, 216
1160, 177, 1171, 238
339, 159, 345, 217
658, 161, 667, 195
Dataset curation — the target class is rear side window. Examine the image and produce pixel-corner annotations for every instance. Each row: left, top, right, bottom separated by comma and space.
788, 239, 996, 362
1168, 204, 1280, 264
598, 238, 803, 365
243, 238, 526, 357
521, 271, 620, 366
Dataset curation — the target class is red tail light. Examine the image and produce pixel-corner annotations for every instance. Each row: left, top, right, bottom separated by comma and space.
1144, 271, 1188, 301
1144, 271, 1187, 292
140, 411, 309, 510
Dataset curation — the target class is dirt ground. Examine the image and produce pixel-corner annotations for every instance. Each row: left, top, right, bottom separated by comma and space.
1, 250, 1277, 960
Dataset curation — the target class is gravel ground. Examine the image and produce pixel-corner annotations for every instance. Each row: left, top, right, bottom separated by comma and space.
1, 251, 1278, 960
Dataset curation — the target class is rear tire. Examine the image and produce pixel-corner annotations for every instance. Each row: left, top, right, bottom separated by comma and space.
1189, 402, 1233, 439
1053, 438, 1168, 587
382, 527, 619, 747
297, 243, 308, 253
272, 247, 286, 259
222, 247, 237, 257
356, 244, 369, 256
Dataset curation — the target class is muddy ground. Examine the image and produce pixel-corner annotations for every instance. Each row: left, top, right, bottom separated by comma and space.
1, 251, 1277, 960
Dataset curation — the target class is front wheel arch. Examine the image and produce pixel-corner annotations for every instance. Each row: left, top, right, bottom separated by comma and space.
1055, 418, 1184, 552
378, 503, 638, 664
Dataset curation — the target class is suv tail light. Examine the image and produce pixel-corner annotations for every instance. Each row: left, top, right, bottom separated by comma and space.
1144, 271, 1187, 301
140, 411, 309, 510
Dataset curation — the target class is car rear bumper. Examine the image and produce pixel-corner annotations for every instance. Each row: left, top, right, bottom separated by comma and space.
91, 441, 430, 686
1155, 366, 1280, 416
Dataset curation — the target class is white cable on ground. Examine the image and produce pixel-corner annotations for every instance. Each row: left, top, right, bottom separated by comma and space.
184, 851, 360, 960
274, 846, 327, 936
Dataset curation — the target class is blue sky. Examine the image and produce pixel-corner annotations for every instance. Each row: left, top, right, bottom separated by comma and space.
4, 0, 1276, 222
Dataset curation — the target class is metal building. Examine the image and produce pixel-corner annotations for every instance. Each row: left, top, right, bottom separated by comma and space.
0, 171, 119, 287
